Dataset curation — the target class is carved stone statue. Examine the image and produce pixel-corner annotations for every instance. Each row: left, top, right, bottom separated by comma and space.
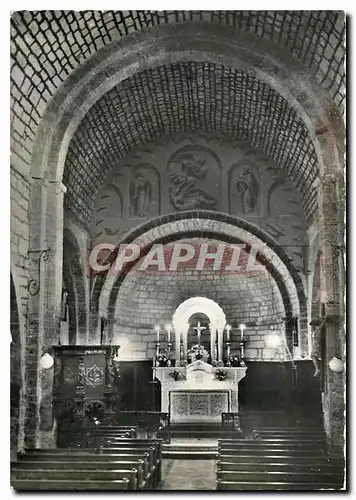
236, 168, 260, 214
169, 154, 217, 210
130, 173, 152, 216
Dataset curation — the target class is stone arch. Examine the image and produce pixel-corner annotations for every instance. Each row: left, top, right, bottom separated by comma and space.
99, 211, 304, 308
172, 296, 227, 333
106, 229, 295, 351
94, 212, 307, 353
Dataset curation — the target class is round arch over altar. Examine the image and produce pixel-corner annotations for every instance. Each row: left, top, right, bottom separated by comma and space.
172, 296, 226, 332
155, 297, 247, 422
172, 296, 227, 366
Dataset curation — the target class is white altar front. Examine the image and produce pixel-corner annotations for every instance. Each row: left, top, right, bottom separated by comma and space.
154, 360, 247, 423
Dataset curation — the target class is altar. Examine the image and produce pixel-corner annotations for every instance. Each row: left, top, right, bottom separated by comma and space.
152, 297, 247, 424
153, 360, 247, 423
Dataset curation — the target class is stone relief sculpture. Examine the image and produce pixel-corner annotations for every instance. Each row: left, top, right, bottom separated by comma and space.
130, 173, 151, 216
229, 163, 260, 215
129, 164, 160, 217
236, 168, 260, 214
167, 146, 220, 211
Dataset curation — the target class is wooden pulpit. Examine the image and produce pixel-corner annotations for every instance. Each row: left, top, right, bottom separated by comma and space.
53, 345, 120, 434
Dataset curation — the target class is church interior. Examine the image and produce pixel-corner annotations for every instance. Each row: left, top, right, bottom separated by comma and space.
10, 10, 346, 491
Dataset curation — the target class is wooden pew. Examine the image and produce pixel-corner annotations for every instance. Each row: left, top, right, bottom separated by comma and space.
18, 453, 150, 480
12, 468, 140, 490
217, 470, 342, 484
216, 461, 344, 474
218, 454, 333, 464
58, 426, 138, 447
103, 440, 163, 483
22, 448, 155, 479
20, 447, 160, 488
218, 440, 325, 450
12, 478, 131, 491
216, 480, 342, 491
13, 460, 146, 487
217, 448, 326, 457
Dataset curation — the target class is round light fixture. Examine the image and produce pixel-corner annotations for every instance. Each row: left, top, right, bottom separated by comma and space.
328, 357, 344, 373
40, 352, 54, 369
265, 334, 281, 348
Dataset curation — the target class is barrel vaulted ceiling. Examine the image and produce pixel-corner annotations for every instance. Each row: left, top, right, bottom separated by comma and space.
11, 11, 345, 224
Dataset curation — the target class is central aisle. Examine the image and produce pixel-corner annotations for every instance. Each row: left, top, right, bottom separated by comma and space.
160, 459, 216, 491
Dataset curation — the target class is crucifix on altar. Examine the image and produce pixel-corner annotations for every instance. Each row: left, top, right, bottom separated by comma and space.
193, 321, 206, 345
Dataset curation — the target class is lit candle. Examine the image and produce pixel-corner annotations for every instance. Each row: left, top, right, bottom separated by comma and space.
166, 324, 172, 343
155, 325, 160, 342
226, 324, 231, 341
239, 323, 246, 340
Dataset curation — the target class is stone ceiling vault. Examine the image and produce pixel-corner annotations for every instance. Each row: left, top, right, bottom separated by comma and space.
11, 12, 345, 226
63, 61, 320, 223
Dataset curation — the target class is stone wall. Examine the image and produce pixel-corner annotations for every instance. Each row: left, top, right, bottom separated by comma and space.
11, 166, 30, 320
10, 166, 30, 453
112, 238, 287, 362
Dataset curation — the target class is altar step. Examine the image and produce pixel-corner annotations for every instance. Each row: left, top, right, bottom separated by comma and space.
158, 424, 241, 440
162, 441, 218, 459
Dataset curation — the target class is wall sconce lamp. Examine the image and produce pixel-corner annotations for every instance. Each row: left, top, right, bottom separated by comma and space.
329, 356, 344, 373
40, 352, 54, 370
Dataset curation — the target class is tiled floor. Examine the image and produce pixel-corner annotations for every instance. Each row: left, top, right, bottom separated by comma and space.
160, 459, 216, 490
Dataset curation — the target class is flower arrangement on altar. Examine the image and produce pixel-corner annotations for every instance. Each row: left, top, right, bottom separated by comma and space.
187, 344, 209, 362
155, 350, 169, 367
228, 353, 242, 367
215, 369, 228, 381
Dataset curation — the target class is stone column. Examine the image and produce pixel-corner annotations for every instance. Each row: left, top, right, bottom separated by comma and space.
25, 179, 66, 449
317, 172, 345, 456
217, 327, 224, 365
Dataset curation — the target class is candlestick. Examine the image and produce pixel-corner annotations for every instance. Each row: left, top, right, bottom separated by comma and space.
239, 323, 246, 341
155, 342, 160, 366
226, 341, 231, 367
155, 325, 160, 342
167, 342, 172, 367
226, 324, 231, 342
165, 324, 172, 343
240, 340, 245, 361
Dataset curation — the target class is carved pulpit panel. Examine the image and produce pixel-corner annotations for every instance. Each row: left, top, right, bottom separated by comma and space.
53, 345, 120, 433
